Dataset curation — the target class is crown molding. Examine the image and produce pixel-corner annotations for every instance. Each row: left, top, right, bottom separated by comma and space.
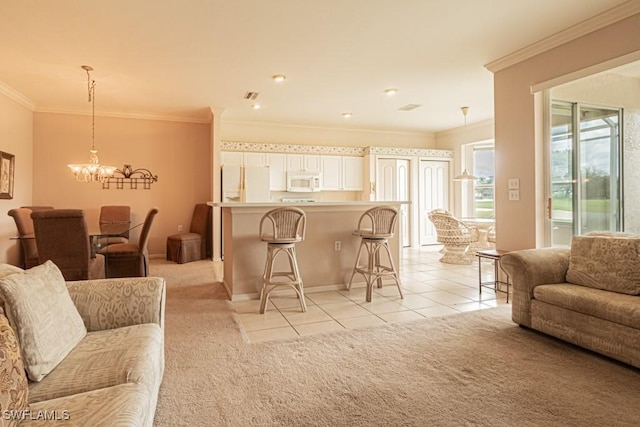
34, 106, 211, 124
485, 1, 640, 73
0, 81, 35, 110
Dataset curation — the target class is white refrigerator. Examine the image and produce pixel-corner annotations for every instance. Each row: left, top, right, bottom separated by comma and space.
221, 165, 271, 202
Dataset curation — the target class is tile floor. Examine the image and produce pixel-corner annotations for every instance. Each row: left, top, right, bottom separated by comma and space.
233, 245, 510, 343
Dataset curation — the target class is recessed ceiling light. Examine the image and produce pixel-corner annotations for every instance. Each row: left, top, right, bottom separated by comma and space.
272, 74, 286, 82
251, 104, 261, 109
384, 88, 399, 96
342, 112, 352, 118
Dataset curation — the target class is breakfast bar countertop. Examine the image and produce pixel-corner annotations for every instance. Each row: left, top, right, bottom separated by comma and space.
210, 200, 411, 208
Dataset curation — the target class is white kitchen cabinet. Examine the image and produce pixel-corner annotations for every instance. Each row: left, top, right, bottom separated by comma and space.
266, 153, 287, 191
341, 156, 363, 191
287, 154, 321, 172
243, 152, 267, 167
220, 151, 244, 166
320, 156, 342, 190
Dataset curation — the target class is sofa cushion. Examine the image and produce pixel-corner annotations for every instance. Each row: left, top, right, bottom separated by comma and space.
28, 323, 163, 404
566, 235, 640, 295
0, 264, 23, 280
24, 383, 149, 427
0, 261, 87, 382
533, 283, 640, 330
0, 313, 29, 425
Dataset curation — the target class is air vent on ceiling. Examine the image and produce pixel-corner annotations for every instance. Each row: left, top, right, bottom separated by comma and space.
244, 91, 259, 100
398, 104, 422, 111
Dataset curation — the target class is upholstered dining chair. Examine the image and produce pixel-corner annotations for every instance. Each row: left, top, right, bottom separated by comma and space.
8, 208, 42, 269
166, 203, 212, 264
31, 209, 105, 281
99, 208, 159, 278
98, 205, 131, 246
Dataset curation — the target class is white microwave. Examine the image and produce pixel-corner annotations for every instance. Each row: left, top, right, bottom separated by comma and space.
286, 172, 322, 192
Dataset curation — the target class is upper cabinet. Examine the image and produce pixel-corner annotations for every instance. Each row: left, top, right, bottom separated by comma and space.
286, 154, 321, 172
220, 150, 364, 192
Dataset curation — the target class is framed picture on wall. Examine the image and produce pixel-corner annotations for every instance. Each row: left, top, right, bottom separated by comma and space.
0, 151, 15, 199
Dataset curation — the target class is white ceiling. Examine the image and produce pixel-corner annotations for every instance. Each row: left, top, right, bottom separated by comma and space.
0, 0, 635, 134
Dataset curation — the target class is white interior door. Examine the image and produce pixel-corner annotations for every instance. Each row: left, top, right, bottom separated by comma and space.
377, 158, 410, 247
419, 160, 449, 245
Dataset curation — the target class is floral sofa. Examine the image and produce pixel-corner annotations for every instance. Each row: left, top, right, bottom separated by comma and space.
501, 234, 640, 369
0, 261, 165, 426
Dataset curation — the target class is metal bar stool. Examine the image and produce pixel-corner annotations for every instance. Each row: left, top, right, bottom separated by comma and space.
347, 206, 403, 302
259, 207, 307, 314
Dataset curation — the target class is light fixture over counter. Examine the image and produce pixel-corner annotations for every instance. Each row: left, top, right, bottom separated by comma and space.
67, 65, 117, 183
453, 169, 477, 181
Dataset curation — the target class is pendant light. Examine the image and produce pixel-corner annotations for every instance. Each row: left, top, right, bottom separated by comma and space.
67, 65, 116, 183
454, 106, 477, 181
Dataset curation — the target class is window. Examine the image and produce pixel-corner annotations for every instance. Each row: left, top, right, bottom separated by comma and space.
463, 141, 495, 219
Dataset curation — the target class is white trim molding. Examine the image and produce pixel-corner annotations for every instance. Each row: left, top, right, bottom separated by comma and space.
485, 1, 640, 73
0, 81, 35, 110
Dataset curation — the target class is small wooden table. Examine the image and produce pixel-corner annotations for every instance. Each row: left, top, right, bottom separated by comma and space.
476, 249, 511, 303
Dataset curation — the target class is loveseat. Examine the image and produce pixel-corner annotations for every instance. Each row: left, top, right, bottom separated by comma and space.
501, 234, 640, 369
0, 261, 165, 426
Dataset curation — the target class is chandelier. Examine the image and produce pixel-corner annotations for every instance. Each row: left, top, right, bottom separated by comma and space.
67, 65, 116, 183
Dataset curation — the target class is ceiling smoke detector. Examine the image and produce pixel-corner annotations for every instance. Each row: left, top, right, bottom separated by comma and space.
398, 104, 421, 111
243, 91, 259, 100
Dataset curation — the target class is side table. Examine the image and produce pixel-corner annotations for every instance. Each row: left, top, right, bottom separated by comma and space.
476, 249, 511, 303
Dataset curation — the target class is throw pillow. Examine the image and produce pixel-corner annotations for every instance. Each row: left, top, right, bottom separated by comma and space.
566, 235, 640, 295
0, 261, 87, 382
0, 264, 23, 280
0, 313, 29, 424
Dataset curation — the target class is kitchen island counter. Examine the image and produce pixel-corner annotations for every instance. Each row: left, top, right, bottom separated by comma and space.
209, 201, 409, 301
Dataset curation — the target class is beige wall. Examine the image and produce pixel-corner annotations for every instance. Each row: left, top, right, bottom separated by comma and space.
0, 93, 34, 265
221, 120, 435, 148
33, 112, 212, 256
493, 13, 640, 251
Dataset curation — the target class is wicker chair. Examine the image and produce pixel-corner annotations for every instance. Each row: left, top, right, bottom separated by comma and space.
428, 210, 480, 265
258, 207, 307, 314
347, 206, 403, 302
487, 225, 496, 245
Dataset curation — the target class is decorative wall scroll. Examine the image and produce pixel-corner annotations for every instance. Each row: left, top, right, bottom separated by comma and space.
101, 164, 158, 189
0, 151, 15, 199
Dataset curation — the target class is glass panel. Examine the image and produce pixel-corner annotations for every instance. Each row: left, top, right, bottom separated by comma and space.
550, 102, 574, 246
550, 101, 621, 247
473, 147, 494, 218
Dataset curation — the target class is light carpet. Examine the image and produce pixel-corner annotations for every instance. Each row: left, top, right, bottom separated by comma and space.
151, 260, 640, 426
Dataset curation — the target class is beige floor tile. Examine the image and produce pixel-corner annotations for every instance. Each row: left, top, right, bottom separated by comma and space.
400, 282, 440, 294
377, 310, 425, 323
373, 284, 405, 297
237, 311, 290, 331
269, 295, 314, 309
449, 301, 493, 312
414, 306, 460, 317
320, 301, 372, 319
338, 315, 387, 329
294, 320, 345, 336
280, 305, 334, 325
232, 299, 273, 314
339, 286, 368, 300
306, 291, 352, 305
420, 290, 474, 305
246, 326, 299, 343
361, 299, 409, 315
390, 293, 442, 309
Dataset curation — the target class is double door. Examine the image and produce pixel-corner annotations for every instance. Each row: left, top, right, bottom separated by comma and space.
377, 158, 410, 246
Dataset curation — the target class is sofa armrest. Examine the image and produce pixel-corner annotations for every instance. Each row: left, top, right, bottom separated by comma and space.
66, 277, 166, 332
501, 248, 570, 327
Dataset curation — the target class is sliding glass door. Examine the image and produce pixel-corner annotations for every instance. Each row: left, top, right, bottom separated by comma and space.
549, 101, 622, 246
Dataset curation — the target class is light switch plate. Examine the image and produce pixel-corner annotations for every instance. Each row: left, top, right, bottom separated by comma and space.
509, 190, 520, 201
508, 178, 520, 189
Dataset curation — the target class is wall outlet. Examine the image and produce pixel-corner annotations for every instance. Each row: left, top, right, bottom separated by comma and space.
334, 241, 341, 251
178, 225, 183, 232
508, 178, 520, 189
508, 190, 520, 201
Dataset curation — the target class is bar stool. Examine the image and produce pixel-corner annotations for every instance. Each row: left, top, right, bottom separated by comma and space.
347, 206, 403, 302
259, 207, 307, 314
